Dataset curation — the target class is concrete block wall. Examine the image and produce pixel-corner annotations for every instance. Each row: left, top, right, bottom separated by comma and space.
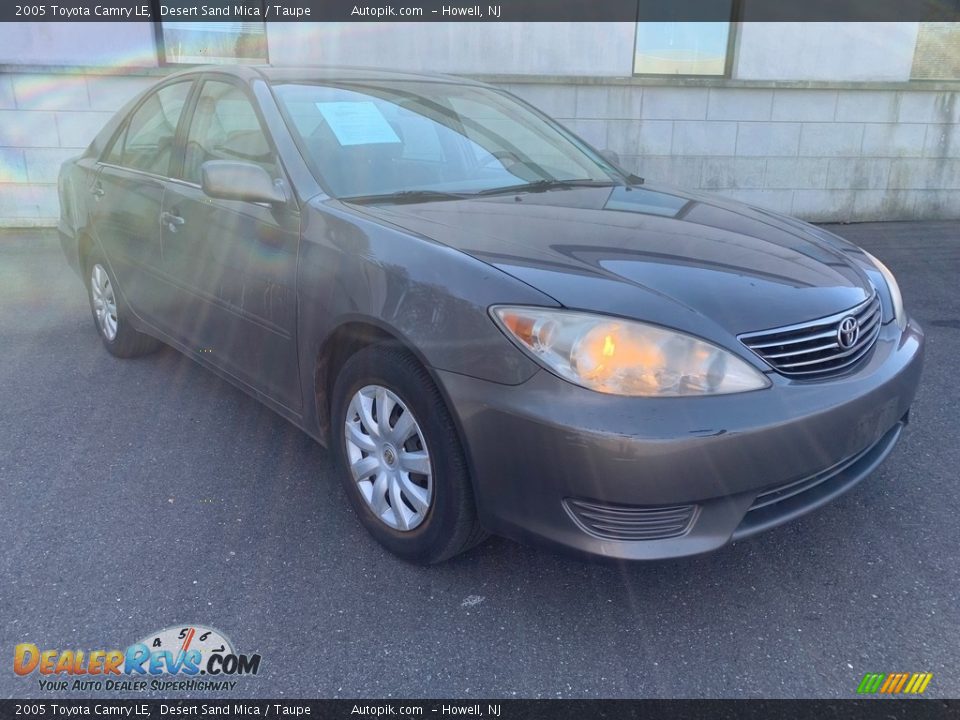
2, 70, 959, 226
0, 72, 156, 227
504, 82, 960, 222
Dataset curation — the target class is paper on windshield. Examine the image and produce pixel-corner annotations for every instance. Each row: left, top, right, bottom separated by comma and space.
316, 101, 401, 146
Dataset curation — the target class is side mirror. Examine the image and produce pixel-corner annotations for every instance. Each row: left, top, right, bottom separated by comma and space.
600, 149, 622, 166
200, 161, 287, 205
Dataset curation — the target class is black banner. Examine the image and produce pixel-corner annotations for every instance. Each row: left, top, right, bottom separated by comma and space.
0, 700, 959, 720
3, 0, 960, 22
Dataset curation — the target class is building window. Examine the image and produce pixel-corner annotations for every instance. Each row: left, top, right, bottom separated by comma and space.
154, 1, 268, 65
158, 22, 268, 64
911, 22, 960, 80
634, 20, 734, 76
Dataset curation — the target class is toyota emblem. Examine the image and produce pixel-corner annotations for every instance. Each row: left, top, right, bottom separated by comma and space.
837, 316, 860, 349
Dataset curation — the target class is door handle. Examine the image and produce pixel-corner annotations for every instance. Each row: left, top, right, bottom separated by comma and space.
90, 184, 105, 200
160, 211, 185, 232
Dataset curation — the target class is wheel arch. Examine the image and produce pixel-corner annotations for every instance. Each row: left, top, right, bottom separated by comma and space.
78, 231, 95, 278
312, 317, 480, 496
315, 317, 436, 439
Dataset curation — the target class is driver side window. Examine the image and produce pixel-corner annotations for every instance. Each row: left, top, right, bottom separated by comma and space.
181, 80, 278, 185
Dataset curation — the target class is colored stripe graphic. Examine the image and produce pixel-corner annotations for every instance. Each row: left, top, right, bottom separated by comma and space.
857, 672, 932, 694
890, 673, 904, 693
893, 673, 910, 693
857, 673, 885, 693
880, 674, 897, 693
911, 673, 934, 694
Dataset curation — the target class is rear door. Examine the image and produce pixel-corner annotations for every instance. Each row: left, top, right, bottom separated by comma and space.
91, 80, 194, 323
160, 76, 302, 410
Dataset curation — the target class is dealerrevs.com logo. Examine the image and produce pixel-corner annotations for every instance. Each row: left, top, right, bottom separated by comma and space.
14, 625, 261, 692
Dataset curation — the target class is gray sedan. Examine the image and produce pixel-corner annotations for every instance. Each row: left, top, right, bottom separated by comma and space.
58, 65, 923, 563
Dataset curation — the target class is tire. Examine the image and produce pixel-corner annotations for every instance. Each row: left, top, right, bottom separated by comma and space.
85, 250, 162, 358
331, 344, 488, 564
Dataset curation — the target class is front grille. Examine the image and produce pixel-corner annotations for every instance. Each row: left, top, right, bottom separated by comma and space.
564, 498, 698, 541
739, 294, 882, 378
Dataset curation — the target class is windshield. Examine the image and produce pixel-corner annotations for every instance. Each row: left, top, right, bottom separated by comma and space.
272, 80, 618, 200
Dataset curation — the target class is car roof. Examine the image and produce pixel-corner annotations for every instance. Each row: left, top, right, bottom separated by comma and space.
167, 64, 489, 87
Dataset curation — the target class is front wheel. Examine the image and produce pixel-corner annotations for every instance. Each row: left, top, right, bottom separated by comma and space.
330, 345, 487, 564
85, 250, 161, 358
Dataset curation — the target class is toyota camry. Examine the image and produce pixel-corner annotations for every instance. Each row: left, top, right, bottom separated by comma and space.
57, 66, 924, 563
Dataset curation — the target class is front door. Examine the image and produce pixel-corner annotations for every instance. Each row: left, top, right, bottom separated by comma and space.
160, 78, 302, 411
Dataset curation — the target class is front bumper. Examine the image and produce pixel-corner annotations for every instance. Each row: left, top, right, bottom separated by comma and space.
438, 319, 924, 560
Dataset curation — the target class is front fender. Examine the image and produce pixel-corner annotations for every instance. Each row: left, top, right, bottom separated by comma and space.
295, 201, 557, 436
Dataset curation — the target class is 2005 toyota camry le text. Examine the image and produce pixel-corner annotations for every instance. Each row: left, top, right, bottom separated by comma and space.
57, 66, 924, 563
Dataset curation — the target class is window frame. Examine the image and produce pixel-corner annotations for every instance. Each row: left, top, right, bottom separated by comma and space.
149, 5, 270, 67
176, 76, 280, 185
631, 17, 740, 79
167, 72, 292, 199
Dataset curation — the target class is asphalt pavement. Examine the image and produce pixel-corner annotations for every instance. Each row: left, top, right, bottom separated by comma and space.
1, 222, 958, 699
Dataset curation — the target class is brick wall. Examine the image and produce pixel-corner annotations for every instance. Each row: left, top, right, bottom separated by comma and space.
1, 71, 959, 226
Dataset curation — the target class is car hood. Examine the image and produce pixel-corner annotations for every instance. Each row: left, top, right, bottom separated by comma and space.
348, 184, 874, 336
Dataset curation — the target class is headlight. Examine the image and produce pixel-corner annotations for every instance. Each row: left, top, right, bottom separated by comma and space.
491, 307, 770, 397
863, 250, 907, 332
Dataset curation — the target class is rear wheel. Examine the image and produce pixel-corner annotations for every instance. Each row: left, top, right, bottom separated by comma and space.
331, 344, 487, 564
85, 250, 161, 358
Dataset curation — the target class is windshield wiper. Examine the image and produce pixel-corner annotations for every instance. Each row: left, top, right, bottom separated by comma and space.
475, 179, 619, 196
341, 189, 474, 205
341, 179, 624, 204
